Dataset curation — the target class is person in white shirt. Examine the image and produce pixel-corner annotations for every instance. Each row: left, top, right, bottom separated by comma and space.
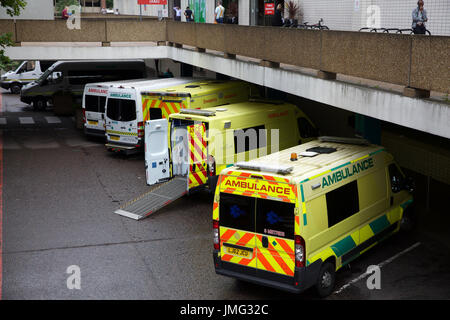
215, 1, 225, 24
174, 6, 182, 21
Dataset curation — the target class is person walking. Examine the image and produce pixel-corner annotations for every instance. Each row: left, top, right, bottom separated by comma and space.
272, 4, 283, 27
184, 6, 194, 22
412, 0, 428, 34
215, 1, 225, 24
173, 6, 182, 21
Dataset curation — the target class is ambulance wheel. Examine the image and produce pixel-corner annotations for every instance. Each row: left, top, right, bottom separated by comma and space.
33, 98, 47, 111
315, 261, 336, 298
10, 83, 22, 94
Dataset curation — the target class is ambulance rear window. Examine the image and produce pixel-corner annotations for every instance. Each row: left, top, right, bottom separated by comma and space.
219, 193, 255, 232
106, 98, 136, 122
256, 199, 295, 239
85, 95, 106, 113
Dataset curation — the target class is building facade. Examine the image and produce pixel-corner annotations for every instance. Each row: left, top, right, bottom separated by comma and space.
111, 0, 449, 36
0, 0, 54, 20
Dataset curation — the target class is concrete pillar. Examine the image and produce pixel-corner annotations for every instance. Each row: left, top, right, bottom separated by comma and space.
181, 63, 193, 77
239, 0, 250, 26
355, 114, 381, 144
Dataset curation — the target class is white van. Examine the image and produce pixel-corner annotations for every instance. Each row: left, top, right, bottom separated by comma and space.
1, 60, 56, 94
105, 78, 195, 154
83, 79, 153, 138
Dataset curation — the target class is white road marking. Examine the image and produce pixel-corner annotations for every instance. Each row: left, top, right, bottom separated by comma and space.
45, 116, 62, 124
19, 117, 35, 125
0, 118, 6, 125
333, 242, 421, 295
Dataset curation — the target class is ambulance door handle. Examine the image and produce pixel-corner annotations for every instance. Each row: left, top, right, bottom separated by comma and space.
261, 236, 269, 248
390, 196, 394, 206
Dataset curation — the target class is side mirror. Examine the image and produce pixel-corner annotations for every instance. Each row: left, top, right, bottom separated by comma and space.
391, 176, 402, 193
51, 72, 62, 82
404, 177, 415, 193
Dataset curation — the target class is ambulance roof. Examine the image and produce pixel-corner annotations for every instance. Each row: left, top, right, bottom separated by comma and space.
107, 77, 194, 91
226, 138, 389, 184
84, 78, 154, 90
169, 100, 299, 122
142, 79, 249, 97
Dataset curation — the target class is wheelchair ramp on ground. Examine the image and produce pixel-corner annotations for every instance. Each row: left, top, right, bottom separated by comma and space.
115, 177, 188, 220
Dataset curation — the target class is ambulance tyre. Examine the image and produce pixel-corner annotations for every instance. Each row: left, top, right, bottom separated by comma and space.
33, 98, 47, 111
10, 83, 22, 94
315, 261, 336, 298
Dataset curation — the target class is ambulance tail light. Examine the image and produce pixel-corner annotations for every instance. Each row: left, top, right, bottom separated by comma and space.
137, 121, 144, 137
207, 155, 216, 176
82, 109, 86, 122
295, 235, 305, 268
213, 220, 220, 250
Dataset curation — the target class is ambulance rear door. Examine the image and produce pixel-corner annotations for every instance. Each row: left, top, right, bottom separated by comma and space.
145, 119, 170, 185
187, 122, 208, 189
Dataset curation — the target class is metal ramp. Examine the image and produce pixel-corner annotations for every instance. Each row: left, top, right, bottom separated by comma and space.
115, 177, 187, 220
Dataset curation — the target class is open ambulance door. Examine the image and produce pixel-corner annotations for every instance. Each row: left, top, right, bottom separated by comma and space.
188, 123, 208, 189
145, 119, 171, 185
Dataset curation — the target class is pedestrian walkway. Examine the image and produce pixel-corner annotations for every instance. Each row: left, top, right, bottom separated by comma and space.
0, 115, 73, 127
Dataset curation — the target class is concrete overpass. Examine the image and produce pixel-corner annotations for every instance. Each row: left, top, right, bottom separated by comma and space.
1, 19, 449, 140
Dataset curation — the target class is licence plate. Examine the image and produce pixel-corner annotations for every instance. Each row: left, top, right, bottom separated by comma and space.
88, 120, 98, 125
110, 135, 120, 141
225, 246, 253, 259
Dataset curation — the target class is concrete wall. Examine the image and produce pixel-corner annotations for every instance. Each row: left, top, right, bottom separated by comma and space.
7, 19, 449, 93
0, 0, 54, 20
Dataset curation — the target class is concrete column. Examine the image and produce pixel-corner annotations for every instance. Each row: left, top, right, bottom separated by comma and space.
355, 114, 381, 145
181, 63, 193, 77
239, 0, 250, 26
206, 0, 215, 24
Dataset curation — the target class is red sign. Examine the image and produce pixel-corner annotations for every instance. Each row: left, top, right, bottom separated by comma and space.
137, 0, 167, 5
265, 3, 275, 15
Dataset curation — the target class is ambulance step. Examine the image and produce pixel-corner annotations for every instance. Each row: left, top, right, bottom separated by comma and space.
115, 177, 187, 220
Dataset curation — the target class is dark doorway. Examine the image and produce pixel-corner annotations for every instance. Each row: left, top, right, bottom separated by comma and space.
222, 0, 238, 24
258, 0, 285, 26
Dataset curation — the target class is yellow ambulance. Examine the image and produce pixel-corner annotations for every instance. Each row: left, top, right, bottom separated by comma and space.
106, 79, 255, 154
145, 100, 317, 190
140, 79, 258, 122
212, 136, 414, 297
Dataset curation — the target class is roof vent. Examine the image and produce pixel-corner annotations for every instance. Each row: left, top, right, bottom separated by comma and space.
235, 162, 293, 175
180, 109, 216, 117
185, 85, 200, 88
319, 136, 370, 145
300, 151, 319, 157
306, 147, 337, 154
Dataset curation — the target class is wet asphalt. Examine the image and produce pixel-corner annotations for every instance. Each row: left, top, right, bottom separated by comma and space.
1, 89, 449, 300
